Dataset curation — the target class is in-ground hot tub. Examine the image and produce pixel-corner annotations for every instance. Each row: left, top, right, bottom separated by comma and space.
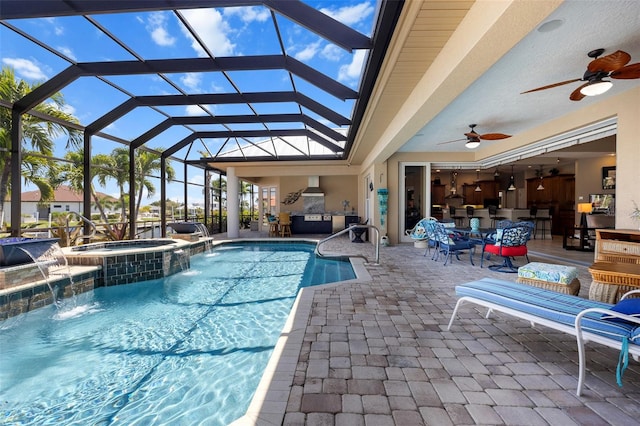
66, 239, 189, 286
0, 237, 60, 267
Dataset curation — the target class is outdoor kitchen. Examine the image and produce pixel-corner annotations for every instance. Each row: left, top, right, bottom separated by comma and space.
278, 176, 360, 235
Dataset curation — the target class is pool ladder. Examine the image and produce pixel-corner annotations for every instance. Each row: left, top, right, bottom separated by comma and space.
315, 224, 381, 266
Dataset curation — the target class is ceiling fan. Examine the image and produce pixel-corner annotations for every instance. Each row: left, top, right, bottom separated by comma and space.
521, 48, 640, 101
438, 124, 511, 149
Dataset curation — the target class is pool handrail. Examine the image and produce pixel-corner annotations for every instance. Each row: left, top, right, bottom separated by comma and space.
65, 212, 97, 246
315, 224, 380, 265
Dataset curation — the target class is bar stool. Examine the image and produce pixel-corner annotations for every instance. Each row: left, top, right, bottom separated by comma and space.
268, 222, 279, 237
518, 206, 538, 238
535, 206, 553, 240
488, 204, 507, 228
466, 206, 482, 227
279, 212, 292, 237
449, 206, 465, 227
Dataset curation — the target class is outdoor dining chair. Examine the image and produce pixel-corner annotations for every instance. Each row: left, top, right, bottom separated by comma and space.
480, 221, 534, 272
432, 221, 477, 266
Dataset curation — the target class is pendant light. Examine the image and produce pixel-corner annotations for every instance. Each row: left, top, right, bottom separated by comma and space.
508, 165, 516, 191
536, 165, 545, 191
474, 170, 482, 192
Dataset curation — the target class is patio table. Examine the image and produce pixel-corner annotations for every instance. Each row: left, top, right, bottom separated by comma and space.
452, 227, 496, 243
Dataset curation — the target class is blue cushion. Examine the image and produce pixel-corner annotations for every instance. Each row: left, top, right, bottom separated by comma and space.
518, 262, 578, 284
602, 299, 640, 324
455, 278, 637, 343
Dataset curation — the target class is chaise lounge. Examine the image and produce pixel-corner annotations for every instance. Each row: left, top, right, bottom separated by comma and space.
448, 278, 640, 396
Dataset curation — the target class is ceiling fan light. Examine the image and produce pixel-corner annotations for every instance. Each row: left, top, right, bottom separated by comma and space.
580, 80, 613, 96
465, 140, 480, 149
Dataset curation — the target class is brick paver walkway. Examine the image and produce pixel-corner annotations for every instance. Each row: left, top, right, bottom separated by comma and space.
228, 234, 640, 425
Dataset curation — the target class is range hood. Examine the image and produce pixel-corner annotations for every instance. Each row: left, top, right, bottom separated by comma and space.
301, 176, 324, 196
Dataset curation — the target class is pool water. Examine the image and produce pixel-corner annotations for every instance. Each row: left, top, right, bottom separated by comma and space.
0, 242, 355, 425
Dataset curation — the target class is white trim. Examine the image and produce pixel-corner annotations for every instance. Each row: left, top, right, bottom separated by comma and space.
432, 117, 618, 170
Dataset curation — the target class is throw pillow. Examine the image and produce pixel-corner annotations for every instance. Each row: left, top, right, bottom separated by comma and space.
493, 229, 504, 247
602, 298, 640, 324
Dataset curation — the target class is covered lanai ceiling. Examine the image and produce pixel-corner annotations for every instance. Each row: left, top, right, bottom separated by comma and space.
0, 0, 402, 165
352, 0, 640, 172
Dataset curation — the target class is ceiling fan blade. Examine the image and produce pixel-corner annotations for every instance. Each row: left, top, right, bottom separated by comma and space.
611, 62, 640, 79
521, 78, 581, 94
480, 133, 511, 140
569, 83, 589, 101
588, 50, 631, 72
437, 137, 465, 145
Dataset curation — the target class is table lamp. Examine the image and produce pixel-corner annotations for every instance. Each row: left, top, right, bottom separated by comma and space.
577, 202, 592, 228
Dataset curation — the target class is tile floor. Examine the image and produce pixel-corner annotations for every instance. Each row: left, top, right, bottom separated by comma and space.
220, 231, 639, 425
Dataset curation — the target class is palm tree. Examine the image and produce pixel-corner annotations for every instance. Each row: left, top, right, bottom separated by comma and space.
131, 149, 174, 221
109, 147, 133, 221
0, 66, 82, 223
63, 150, 128, 240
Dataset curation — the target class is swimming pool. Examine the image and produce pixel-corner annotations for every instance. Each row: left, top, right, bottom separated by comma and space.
0, 241, 355, 425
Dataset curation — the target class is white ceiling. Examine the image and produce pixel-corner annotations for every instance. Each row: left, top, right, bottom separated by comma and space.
394, 1, 640, 168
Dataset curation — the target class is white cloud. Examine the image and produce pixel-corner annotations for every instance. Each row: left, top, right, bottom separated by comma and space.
338, 49, 367, 82
43, 18, 64, 36
185, 104, 213, 116
147, 12, 176, 46
294, 40, 322, 61
224, 6, 270, 23
320, 2, 374, 26
189, 174, 204, 185
60, 103, 76, 116
180, 9, 235, 57
321, 44, 343, 62
181, 73, 202, 90
2, 58, 47, 80
57, 46, 76, 61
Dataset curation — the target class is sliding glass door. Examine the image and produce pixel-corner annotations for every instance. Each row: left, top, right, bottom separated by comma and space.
400, 163, 431, 242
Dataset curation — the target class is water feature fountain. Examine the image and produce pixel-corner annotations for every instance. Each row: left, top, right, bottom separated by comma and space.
17, 243, 74, 309
0, 237, 60, 267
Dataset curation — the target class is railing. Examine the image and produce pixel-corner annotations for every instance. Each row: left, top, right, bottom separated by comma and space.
65, 212, 97, 245
315, 224, 381, 266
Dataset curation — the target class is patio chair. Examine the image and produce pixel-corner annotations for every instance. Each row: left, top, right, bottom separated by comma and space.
433, 221, 477, 266
405, 217, 434, 241
480, 221, 534, 272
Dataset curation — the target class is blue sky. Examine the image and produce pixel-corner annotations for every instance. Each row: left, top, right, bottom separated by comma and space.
1, 1, 376, 205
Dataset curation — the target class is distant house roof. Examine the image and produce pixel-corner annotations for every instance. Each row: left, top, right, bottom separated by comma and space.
18, 185, 117, 203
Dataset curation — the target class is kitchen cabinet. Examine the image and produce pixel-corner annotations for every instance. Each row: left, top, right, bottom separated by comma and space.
431, 183, 445, 205
526, 174, 575, 235
291, 215, 359, 234
462, 180, 499, 205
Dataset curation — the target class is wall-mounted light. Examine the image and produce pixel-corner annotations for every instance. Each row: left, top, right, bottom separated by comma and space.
508, 165, 516, 191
